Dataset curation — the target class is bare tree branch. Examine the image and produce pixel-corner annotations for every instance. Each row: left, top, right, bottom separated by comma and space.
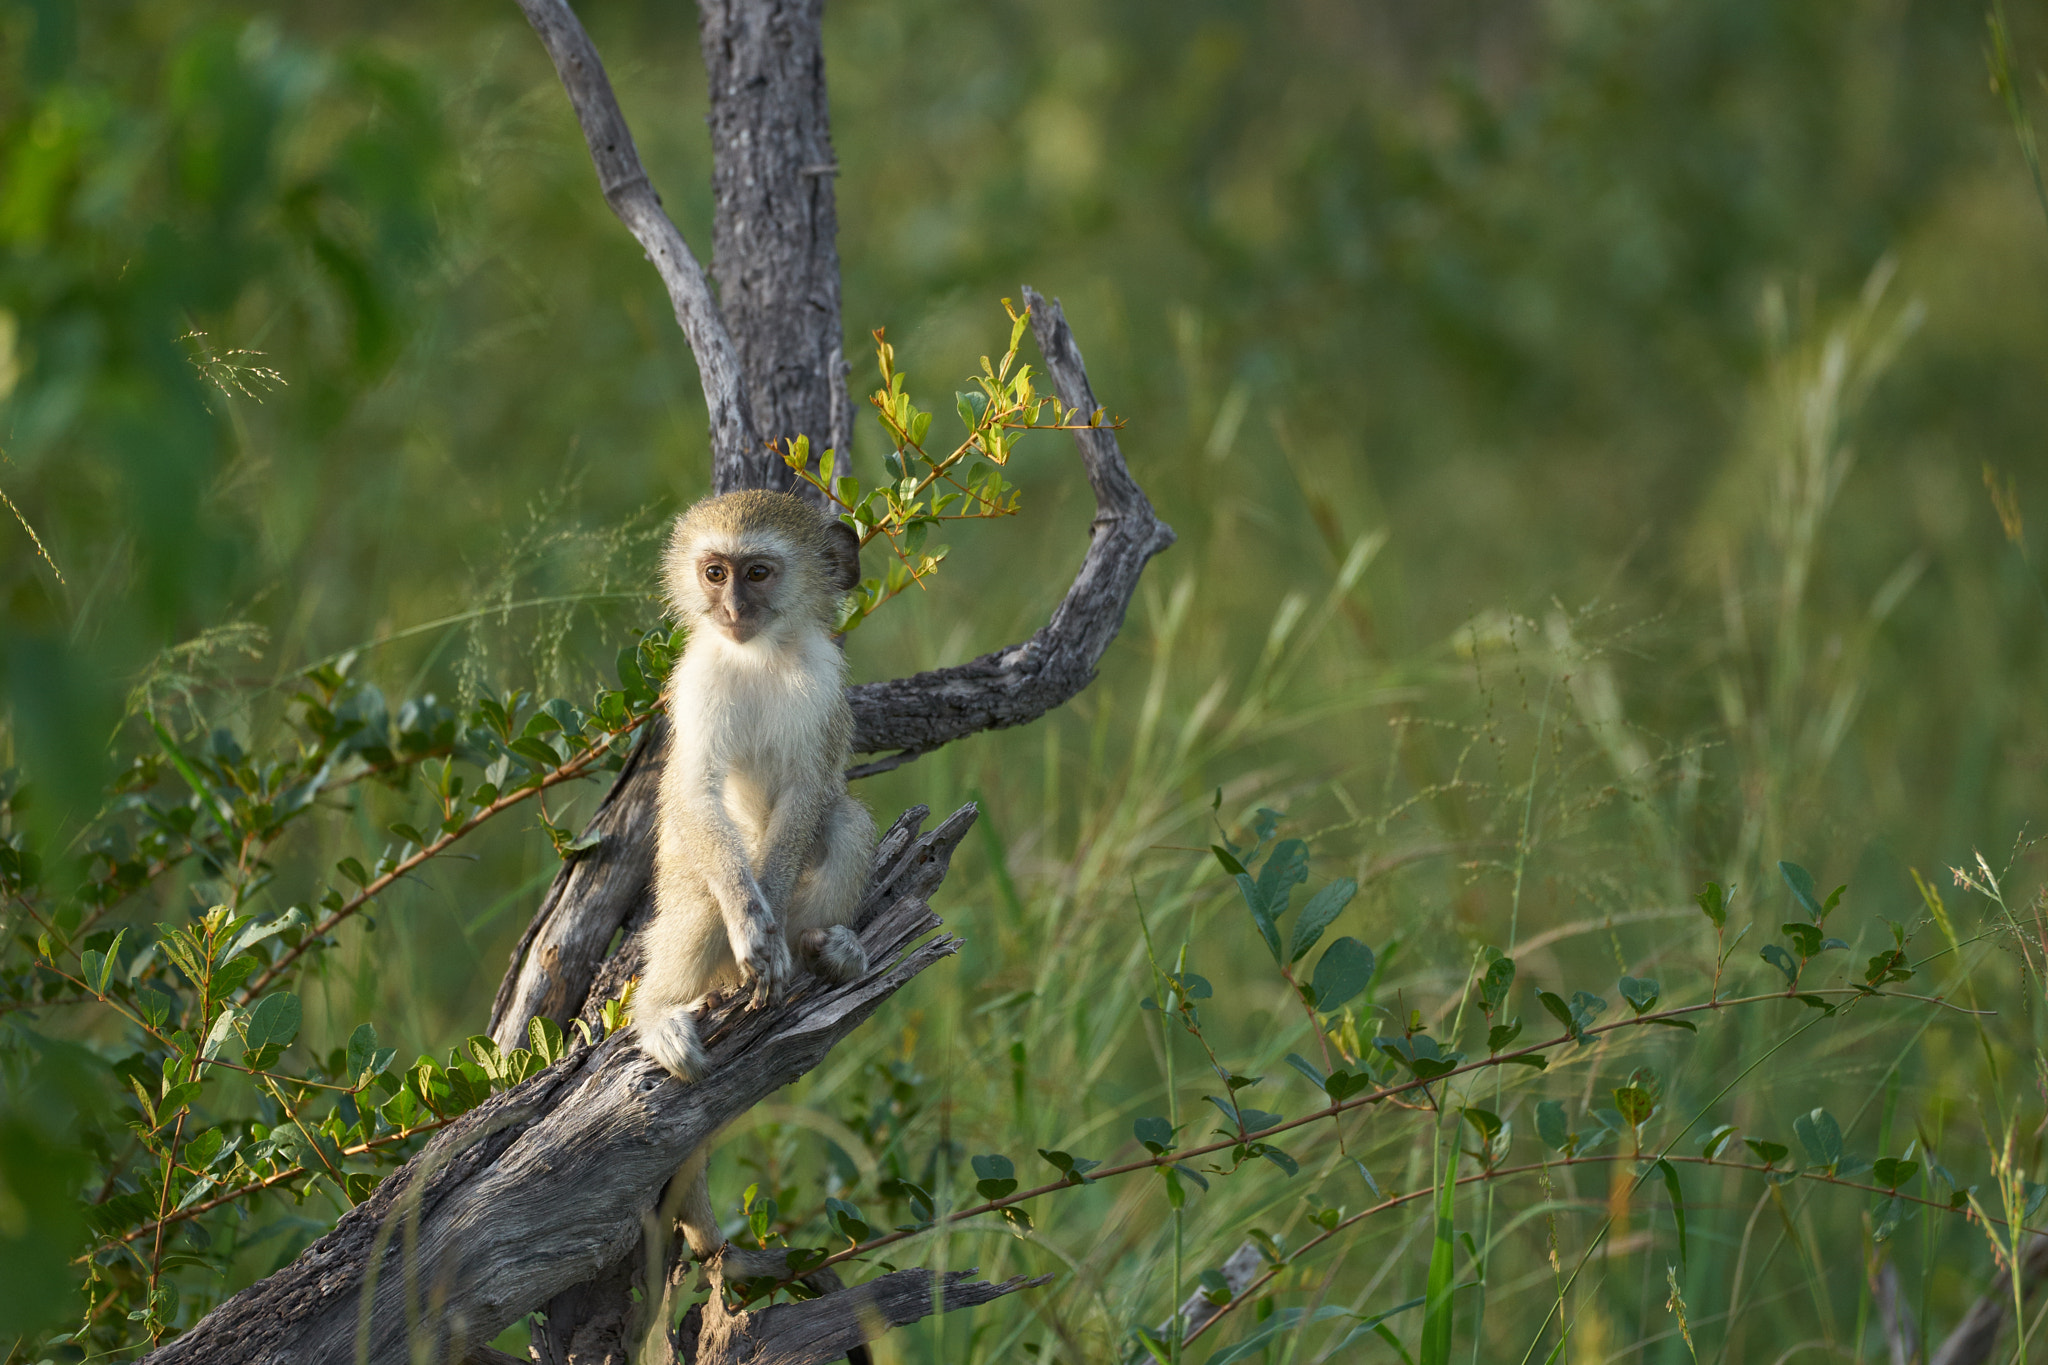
515, 0, 763, 484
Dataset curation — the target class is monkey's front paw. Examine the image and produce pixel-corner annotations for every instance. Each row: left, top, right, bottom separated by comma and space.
798, 925, 869, 984
640, 1009, 709, 1081
731, 919, 794, 1010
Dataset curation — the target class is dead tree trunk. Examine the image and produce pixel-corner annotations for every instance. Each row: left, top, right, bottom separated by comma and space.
150, 2, 1171, 1360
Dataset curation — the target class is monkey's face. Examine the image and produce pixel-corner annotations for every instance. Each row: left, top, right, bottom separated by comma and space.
696, 552, 784, 643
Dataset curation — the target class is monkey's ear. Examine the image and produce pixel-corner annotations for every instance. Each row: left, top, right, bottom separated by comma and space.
822, 519, 861, 593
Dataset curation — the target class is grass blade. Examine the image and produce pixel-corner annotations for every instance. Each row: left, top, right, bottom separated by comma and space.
1420, 1136, 1460, 1365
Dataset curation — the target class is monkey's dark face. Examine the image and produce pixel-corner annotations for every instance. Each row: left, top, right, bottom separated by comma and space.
697, 552, 784, 643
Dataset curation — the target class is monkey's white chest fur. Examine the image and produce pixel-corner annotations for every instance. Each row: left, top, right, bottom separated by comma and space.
666, 630, 845, 854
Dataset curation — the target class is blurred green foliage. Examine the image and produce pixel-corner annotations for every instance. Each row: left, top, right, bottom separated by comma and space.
5, 0, 2048, 1359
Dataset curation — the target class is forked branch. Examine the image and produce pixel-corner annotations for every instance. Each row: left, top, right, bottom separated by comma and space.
514, 0, 763, 485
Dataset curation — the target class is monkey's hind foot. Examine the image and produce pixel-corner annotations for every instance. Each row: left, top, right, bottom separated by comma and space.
640, 1007, 710, 1081
798, 925, 868, 984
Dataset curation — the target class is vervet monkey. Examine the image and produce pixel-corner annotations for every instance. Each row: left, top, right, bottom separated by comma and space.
637, 489, 876, 1282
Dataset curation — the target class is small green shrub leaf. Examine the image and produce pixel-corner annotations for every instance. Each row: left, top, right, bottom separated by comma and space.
1312, 937, 1375, 1012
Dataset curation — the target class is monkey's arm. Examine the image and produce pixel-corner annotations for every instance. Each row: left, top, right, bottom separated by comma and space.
752, 771, 837, 913
678, 782, 794, 1006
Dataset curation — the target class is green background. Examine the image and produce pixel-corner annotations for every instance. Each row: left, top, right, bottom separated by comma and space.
4, 1, 2048, 1360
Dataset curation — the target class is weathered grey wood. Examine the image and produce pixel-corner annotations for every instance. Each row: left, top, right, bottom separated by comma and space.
488, 720, 663, 1053
514, 0, 762, 485
699, 0, 849, 501
142, 852, 968, 1365
1932, 1234, 2048, 1365
1870, 1259, 1916, 1365
678, 1267, 1051, 1365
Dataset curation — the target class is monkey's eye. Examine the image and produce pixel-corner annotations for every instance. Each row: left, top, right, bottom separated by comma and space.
745, 563, 773, 583
703, 564, 728, 584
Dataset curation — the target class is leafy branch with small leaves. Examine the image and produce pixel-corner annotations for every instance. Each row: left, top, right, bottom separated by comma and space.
780, 300, 1124, 633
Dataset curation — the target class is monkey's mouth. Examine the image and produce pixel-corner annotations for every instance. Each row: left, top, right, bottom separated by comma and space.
719, 613, 766, 643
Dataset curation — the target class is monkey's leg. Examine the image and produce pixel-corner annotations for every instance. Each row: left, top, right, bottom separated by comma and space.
796, 925, 867, 983
639, 1006, 710, 1082
637, 867, 730, 1081
787, 792, 875, 985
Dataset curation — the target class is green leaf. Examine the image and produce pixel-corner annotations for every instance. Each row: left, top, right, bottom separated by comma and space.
1535, 1100, 1572, 1153
1793, 1107, 1843, 1170
1134, 1116, 1176, 1154
336, 857, 370, 889
1312, 937, 1375, 1012
1781, 922, 1824, 957
1694, 881, 1728, 929
1656, 1159, 1688, 1265
1256, 839, 1311, 918
615, 646, 647, 695
971, 1152, 1017, 1200
509, 737, 565, 770
83, 928, 126, 995
1745, 1138, 1789, 1167
1420, 1140, 1459, 1365
1253, 1143, 1299, 1176
824, 1196, 870, 1243
1618, 975, 1660, 1015
1037, 1148, 1100, 1184
1873, 1157, 1919, 1189
1760, 943, 1800, 986
1873, 1193, 1906, 1243
243, 993, 301, 1056
1478, 954, 1516, 1013
346, 1023, 379, 1082
1486, 1018, 1522, 1052
1205, 1095, 1283, 1134
1614, 1084, 1658, 1129
1289, 878, 1358, 962
1778, 861, 1823, 921
1325, 1068, 1375, 1102
1284, 1052, 1327, 1089
1538, 989, 1576, 1035
1700, 1124, 1739, 1160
